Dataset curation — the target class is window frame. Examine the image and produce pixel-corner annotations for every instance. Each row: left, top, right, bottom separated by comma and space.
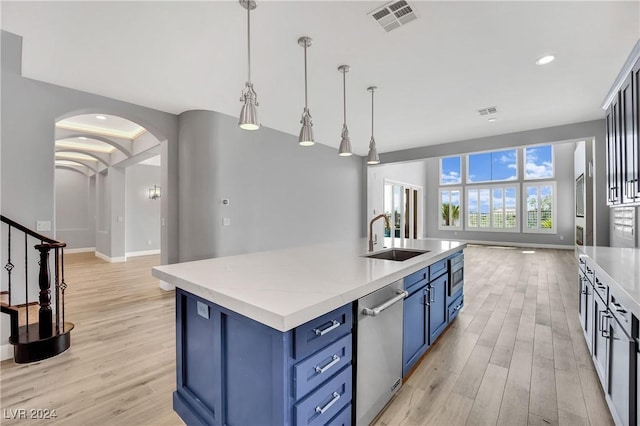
465, 183, 520, 232
439, 156, 463, 186
466, 148, 518, 184
523, 181, 557, 234
438, 187, 463, 231
523, 144, 555, 181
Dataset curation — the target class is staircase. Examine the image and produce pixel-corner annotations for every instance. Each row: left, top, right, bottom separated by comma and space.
1, 215, 74, 363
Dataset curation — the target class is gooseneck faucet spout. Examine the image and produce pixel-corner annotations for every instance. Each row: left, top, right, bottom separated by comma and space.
368, 214, 390, 252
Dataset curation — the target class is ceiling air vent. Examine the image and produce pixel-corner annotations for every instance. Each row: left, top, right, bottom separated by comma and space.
477, 106, 498, 116
369, 1, 418, 32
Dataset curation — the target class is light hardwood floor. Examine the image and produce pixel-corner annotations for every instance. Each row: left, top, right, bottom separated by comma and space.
0, 246, 613, 425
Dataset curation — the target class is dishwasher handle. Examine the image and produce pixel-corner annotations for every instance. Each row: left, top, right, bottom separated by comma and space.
362, 289, 409, 317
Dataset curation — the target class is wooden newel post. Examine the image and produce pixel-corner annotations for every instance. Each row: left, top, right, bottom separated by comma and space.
35, 243, 53, 338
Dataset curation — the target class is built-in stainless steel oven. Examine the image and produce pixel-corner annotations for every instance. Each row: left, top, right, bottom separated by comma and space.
448, 252, 464, 297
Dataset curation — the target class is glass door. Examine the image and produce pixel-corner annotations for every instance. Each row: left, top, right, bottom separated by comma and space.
383, 180, 422, 243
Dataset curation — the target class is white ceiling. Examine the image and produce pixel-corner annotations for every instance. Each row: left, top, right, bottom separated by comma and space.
2, 1, 639, 156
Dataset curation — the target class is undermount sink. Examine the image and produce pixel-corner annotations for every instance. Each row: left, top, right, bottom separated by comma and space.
364, 249, 429, 261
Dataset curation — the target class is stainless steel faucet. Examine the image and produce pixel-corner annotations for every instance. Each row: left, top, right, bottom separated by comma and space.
368, 214, 390, 252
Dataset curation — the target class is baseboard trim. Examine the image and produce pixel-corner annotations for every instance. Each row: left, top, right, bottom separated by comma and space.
1, 343, 12, 361
126, 249, 161, 258
159, 281, 175, 292
95, 251, 126, 263
65, 247, 95, 254
462, 239, 574, 250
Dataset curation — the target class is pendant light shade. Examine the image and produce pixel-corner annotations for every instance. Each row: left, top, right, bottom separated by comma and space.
338, 65, 352, 157
238, 0, 259, 131
367, 86, 380, 165
298, 36, 314, 146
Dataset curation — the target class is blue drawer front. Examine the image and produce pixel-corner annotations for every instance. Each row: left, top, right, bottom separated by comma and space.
293, 334, 352, 400
448, 293, 464, 321
429, 259, 448, 281
294, 304, 352, 360
404, 267, 428, 293
294, 366, 352, 426
326, 403, 351, 426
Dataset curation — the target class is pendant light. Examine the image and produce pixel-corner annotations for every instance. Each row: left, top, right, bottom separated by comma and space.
298, 36, 314, 146
238, 0, 259, 131
366, 86, 380, 165
337, 65, 352, 156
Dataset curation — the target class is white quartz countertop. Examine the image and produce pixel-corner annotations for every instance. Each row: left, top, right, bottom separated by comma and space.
152, 238, 466, 332
578, 246, 640, 318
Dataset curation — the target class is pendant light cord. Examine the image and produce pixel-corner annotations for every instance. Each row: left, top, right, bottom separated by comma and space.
371, 89, 374, 137
342, 70, 347, 125
247, 5, 251, 83
304, 43, 308, 109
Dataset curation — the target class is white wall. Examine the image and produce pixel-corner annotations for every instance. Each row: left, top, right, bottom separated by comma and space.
125, 163, 160, 254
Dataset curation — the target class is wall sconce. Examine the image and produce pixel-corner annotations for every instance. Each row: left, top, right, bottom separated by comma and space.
149, 185, 161, 200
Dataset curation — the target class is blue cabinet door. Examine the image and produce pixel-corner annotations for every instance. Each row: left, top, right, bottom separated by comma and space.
402, 285, 428, 377
428, 274, 448, 343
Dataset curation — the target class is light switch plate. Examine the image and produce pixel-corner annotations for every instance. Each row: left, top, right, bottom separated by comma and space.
36, 221, 51, 231
197, 301, 210, 319
223, 217, 231, 226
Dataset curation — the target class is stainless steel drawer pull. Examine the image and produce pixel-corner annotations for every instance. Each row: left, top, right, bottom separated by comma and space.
315, 392, 340, 414
362, 290, 409, 317
313, 320, 340, 336
315, 355, 340, 374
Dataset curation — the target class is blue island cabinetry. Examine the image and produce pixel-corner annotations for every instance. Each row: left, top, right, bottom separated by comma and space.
174, 289, 353, 426
402, 252, 464, 377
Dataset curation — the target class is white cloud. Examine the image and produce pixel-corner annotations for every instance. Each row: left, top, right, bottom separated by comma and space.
526, 161, 553, 178
441, 171, 461, 184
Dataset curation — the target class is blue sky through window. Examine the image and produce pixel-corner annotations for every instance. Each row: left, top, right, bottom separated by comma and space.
440, 156, 461, 184
525, 145, 553, 179
468, 149, 517, 183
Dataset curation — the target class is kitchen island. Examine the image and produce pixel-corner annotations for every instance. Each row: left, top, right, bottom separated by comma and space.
153, 238, 466, 426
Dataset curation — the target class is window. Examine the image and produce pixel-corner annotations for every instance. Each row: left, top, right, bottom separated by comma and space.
466, 185, 519, 231
524, 145, 554, 179
440, 156, 462, 185
439, 188, 462, 230
524, 182, 556, 233
467, 149, 517, 183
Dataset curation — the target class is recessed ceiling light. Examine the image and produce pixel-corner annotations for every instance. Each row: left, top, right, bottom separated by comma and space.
78, 136, 87, 140
535, 55, 555, 66
95, 115, 107, 120
488, 118, 497, 122
522, 250, 536, 254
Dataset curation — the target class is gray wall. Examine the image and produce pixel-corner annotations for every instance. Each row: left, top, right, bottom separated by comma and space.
1, 31, 179, 265
178, 110, 364, 261
54, 168, 95, 249
125, 164, 161, 253
378, 120, 610, 247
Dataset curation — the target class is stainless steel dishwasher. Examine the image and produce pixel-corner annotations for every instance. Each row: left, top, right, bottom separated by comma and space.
356, 279, 407, 426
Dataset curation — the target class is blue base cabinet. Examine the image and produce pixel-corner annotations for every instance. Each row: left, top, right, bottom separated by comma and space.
174, 289, 353, 426
428, 273, 448, 343
402, 252, 464, 377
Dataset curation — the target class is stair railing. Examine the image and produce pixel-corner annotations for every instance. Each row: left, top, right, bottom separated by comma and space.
1, 215, 68, 340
